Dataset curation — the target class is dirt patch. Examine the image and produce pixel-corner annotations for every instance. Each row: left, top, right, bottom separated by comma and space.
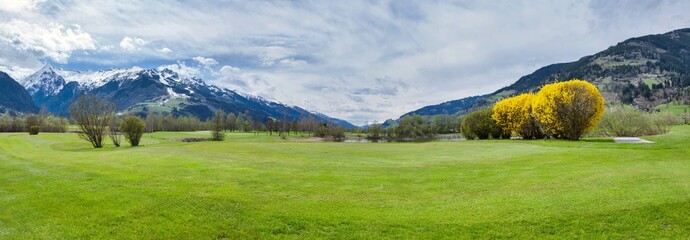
172, 137, 212, 142
288, 137, 325, 142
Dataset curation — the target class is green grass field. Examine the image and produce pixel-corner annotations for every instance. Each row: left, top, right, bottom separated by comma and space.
656, 102, 689, 115
1, 126, 690, 239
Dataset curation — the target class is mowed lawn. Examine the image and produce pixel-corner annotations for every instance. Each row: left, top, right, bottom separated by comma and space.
1, 127, 690, 239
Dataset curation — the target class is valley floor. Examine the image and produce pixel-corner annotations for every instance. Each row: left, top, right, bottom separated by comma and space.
1, 126, 690, 239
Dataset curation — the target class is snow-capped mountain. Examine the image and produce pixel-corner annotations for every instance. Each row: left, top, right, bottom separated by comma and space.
59, 66, 145, 90
22, 64, 66, 96
20, 64, 355, 128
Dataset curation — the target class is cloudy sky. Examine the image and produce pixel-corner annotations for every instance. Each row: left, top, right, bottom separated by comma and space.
1, 0, 689, 124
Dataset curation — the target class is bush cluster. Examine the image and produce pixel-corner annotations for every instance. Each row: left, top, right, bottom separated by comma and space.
593, 105, 679, 137
366, 123, 383, 139
532, 80, 605, 140
395, 115, 432, 138
487, 79, 605, 141
491, 93, 545, 139
314, 124, 346, 140
373, 114, 460, 140
121, 116, 146, 146
29, 126, 40, 135
461, 108, 509, 140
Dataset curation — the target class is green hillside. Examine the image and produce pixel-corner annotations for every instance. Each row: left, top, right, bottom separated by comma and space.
402, 28, 690, 120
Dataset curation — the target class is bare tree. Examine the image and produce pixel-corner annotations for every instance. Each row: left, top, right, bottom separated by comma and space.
68, 95, 114, 148
109, 116, 122, 147
281, 109, 288, 137
145, 112, 156, 133
266, 118, 275, 135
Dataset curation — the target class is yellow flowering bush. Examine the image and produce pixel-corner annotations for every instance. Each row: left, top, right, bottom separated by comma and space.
532, 79, 605, 140
492, 93, 545, 139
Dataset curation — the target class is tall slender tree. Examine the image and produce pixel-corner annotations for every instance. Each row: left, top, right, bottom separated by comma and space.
211, 109, 226, 141
226, 112, 236, 132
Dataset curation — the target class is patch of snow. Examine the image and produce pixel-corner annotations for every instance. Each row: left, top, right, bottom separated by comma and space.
166, 87, 188, 99
158, 75, 170, 85
60, 66, 145, 89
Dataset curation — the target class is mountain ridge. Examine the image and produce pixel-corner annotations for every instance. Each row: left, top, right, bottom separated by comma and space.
394, 28, 690, 122
0, 71, 37, 114
19, 65, 356, 128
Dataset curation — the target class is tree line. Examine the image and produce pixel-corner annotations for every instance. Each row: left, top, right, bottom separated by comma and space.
206, 109, 353, 141
65, 95, 364, 146
363, 114, 461, 140
0, 108, 69, 133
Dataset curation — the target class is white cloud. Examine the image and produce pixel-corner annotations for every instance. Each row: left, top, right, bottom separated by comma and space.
0, 64, 36, 80
193, 56, 218, 67
156, 47, 172, 54
119, 36, 146, 51
157, 61, 200, 79
214, 65, 275, 97
4, 1, 690, 123
0, 19, 95, 63
219, 65, 240, 73
0, 0, 42, 13
257, 46, 296, 66
278, 58, 308, 67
